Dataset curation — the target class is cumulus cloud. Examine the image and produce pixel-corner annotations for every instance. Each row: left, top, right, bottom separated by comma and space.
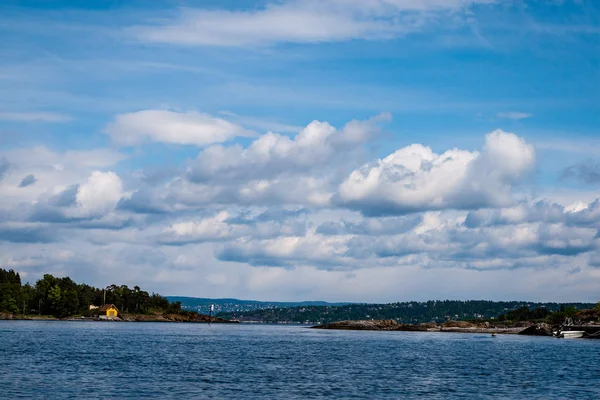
217, 198, 600, 272
0, 147, 126, 210
159, 212, 239, 245
188, 113, 389, 183
5, 113, 600, 301
157, 210, 307, 245
338, 130, 535, 216
118, 114, 388, 213
217, 233, 352, 268
105, 110, 254, 147
130, 0, 500, 46
76, 171, 124, 216
317, 215, 422, 236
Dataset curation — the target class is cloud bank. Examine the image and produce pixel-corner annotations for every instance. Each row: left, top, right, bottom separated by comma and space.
2, 114, 600, 302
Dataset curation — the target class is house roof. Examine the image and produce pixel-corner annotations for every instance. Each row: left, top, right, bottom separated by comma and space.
100, 304, 118, 312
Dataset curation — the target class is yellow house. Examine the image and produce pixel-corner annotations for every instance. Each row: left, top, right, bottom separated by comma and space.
100, 304, 119, 318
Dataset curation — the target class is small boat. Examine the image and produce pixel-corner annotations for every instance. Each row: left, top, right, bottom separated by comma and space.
561, 330, 585, 339
491, 333, 497, 337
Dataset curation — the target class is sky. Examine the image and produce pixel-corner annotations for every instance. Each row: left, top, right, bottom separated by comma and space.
0, 0, 599, 302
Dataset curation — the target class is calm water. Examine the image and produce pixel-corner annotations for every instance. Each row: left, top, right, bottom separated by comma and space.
1, 321, 600, 399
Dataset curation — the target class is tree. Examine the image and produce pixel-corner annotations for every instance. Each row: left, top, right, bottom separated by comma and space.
0, 268, 190, 317
48, 285, 63, 316
0, 296, 19, 314
64, 289, 80, 316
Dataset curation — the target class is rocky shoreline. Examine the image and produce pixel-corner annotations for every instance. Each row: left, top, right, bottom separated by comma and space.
119, 313, 238, 323
0, 312, 238, 323
312, 319, 552, 336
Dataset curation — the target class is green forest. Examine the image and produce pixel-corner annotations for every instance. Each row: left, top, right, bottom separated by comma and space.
217, 300, 597, 324
0, 268, 183, 317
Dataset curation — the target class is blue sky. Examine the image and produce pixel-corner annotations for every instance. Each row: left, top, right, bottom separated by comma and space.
1, 0, 599, 302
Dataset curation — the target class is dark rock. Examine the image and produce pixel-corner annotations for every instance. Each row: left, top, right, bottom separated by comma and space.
518, 323, 552, 336
313, 320, 400, 330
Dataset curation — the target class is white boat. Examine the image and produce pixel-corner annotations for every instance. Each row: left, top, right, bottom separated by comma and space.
561, 330, 585, 339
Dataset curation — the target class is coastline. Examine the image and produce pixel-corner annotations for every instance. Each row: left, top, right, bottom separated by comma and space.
0, 312, 238, 324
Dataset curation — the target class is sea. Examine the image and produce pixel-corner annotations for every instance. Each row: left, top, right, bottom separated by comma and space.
1, 321, 600, 399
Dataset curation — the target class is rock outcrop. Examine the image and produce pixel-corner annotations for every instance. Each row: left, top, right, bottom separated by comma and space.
517, 323, 553, 336
312, 320, 400, 330
314, 319, 525, 334
313, 320, 439, 331
120, 313, 238, 323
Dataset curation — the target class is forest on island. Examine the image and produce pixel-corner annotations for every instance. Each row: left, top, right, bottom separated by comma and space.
217, 300, 598, 324
0, 268, 183, 317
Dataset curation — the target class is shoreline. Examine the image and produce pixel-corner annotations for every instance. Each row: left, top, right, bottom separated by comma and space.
311, 319, 549, 336
0, 312, 238, 324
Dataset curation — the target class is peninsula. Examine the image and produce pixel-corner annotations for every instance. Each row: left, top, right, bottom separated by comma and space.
0, 268, 236, 323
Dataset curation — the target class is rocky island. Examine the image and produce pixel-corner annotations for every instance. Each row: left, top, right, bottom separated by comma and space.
312, 319, 552, 335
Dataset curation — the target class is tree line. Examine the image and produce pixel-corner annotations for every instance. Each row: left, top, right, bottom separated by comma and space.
218, 300, 597, 324
0, 268, 183, 318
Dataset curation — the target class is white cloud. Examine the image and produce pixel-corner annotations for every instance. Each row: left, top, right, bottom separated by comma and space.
338, 129, 535, 215
188, 113, 389, 183
76, 171, 123, 216
118, 114, 390, 212
5, 111, 600, 301
497, 111, 532, 120
157, 210, 307, 245
0, 147, 126, 208
161, 211, 238, 244
104, 110, 253, 147
0, 111, 72, 122
130, 0, 500, 47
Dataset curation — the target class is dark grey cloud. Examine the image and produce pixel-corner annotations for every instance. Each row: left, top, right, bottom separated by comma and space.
117, 189, 171, 214
49, 184, 79, 207
18, 174, 37, 187
216, 243, 347, 269
26, 185, 82, 223
216, 245, 291, 267
562, 160, 600, 185
0, 224, 60, 243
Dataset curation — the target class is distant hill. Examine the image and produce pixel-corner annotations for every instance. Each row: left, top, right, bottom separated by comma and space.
214, 300, 597, 324
166, 296, 352, 314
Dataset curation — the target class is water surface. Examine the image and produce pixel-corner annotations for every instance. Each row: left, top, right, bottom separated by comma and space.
1, 321, 599, 399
